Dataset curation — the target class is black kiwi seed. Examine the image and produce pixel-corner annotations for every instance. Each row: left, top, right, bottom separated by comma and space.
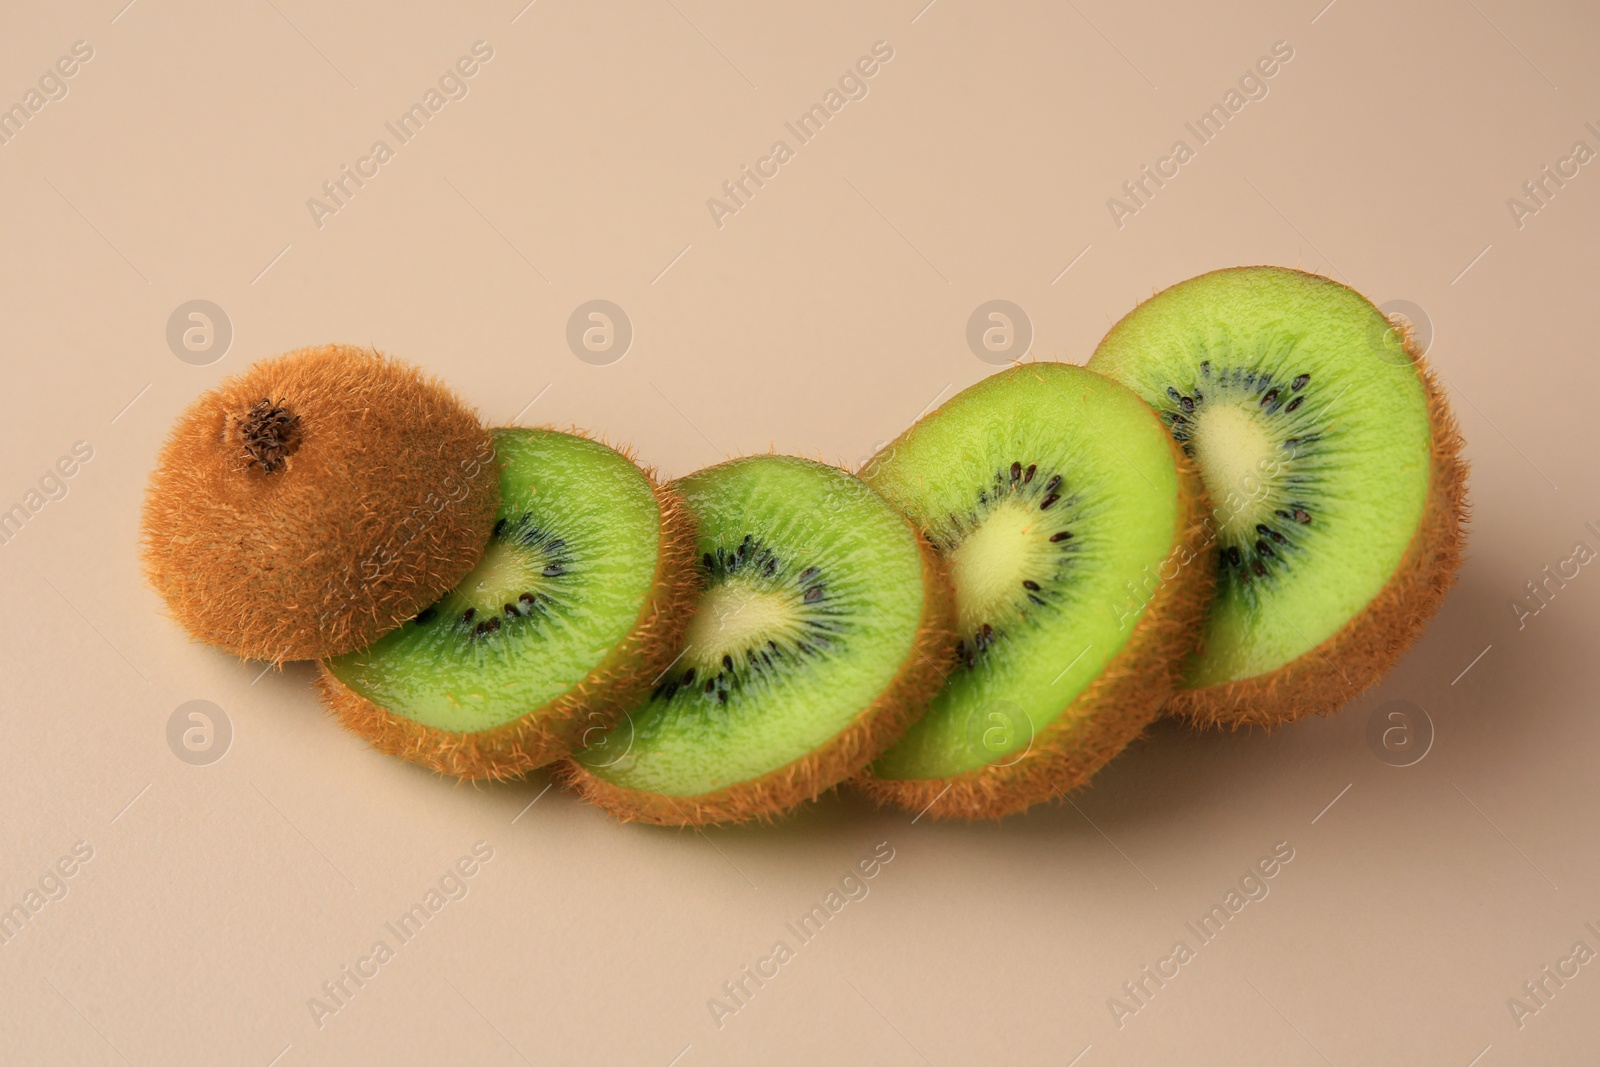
1010, 460, 1022, 481
461, 608, 476, 623
1040, 493, 1060, 510
1286, 397, 1304, 413
414, 607, 436, 625
1226, 546, 1242, 566
1044, 474, 1062, 494
519, 592, 536, 605
1292, 373, 1310, 390
1256, 540, 1274, 558
543, 563, 564, 577
1024, 464, 1037, 482
1252, 560, 1267, 577
1022, 579, 1041, 591
1261, 389, 1279, 408
1293, 508, 1312, 524
492, 518, 507, 538
1180, 395, 1195, 412
1050, 531, 1072, 542
702, 552, 714, 570
804, 585, 823, 602
798, 566, 819, 583
722, 654, 734, 672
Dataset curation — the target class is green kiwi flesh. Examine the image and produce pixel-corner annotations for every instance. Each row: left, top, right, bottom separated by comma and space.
1087, 267, 1449, 701
321, 428, 680, 763
858, 363, 1208, 816
566, 455, 951, 825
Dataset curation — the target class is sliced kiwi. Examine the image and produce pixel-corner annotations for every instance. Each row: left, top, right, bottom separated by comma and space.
856, 363, 1212, 821
561, 456, 954, 826
316, 428, 697, 780
1087, 266, 1468, 727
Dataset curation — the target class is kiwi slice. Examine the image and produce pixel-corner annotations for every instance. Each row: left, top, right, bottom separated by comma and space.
856, 363, 1212, 820
316, 428, 697, 780
142, 345, 498, 663
562, 456, 954, 826
1087, 266, 1468, 727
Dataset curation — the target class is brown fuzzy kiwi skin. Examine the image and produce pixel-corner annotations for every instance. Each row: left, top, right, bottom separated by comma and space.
317, 478, 701, 782
557, 515, 959, 827
141, 344, 498, 664
1167, 340, 1469, 730
856, 434, 1216, 822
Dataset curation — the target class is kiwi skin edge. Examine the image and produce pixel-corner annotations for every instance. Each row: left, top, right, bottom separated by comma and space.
856, 433, 1217, 822
316, 478, 701, 782
558, 519, 958, 827
1166, 336, 1469, 729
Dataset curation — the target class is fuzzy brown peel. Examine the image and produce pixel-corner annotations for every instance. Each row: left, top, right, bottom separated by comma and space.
141, 344, 498, 663
318, 481, 700, 781
559, 518, 958, 826
1167, 346, 1469, 729
857, 437, 1215, 821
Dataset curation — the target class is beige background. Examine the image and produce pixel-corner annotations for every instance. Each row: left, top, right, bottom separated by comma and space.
1, 0, 1596, 1063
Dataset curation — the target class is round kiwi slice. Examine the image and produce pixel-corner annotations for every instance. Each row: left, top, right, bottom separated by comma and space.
561, 456, 955, 826
1087, 266, 1468, 728
141, 344, 498, 663
316, 428, 697, 781
855, 363, 1212, 821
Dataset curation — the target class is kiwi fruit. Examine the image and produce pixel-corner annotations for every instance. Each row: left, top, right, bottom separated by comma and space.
317, 428, 697, 781
1087, 266, 1468, 728
561, 455, 955, 826
855, 363, 1213, 821
141, 344, 498, 663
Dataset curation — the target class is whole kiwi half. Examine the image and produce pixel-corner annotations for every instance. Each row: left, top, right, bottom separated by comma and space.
563, 455, 955, 826
855, 363, 1213, 821
141, 344, 499, 663
1087, 266, 1469, 728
